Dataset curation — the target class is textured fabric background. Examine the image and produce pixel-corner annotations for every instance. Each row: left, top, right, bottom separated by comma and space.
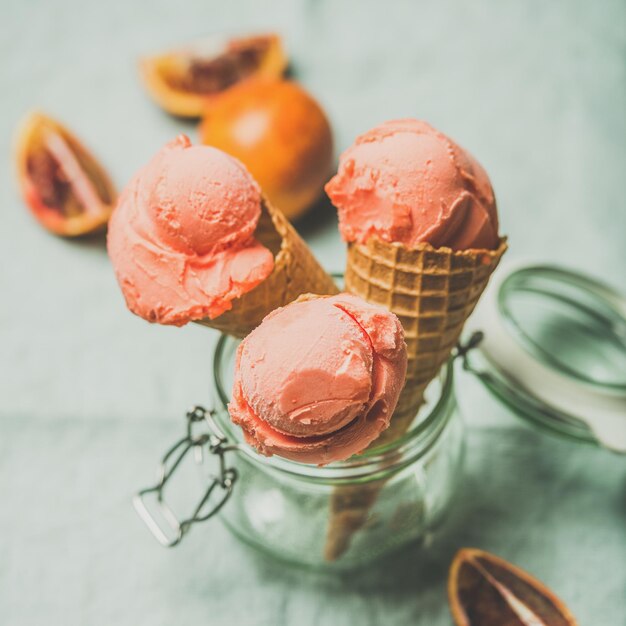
1, 1, 625, 624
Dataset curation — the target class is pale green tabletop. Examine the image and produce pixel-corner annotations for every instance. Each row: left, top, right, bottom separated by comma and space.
1, 1, 625, 625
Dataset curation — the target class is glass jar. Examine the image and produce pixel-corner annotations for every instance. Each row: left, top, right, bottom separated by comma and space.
134, 351, 464, 570
209, 337, 463, 569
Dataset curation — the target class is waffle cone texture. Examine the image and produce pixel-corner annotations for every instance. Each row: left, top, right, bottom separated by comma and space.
324, 236, 507, 561
196, 198, 339, 337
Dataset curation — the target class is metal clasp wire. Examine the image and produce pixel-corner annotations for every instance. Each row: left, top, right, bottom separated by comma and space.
454, 330, 484, 363
454, 330, 501, 386
455, 330, 500, 383
133, 406, 239, 547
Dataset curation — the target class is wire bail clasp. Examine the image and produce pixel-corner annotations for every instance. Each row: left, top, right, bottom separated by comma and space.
133, 405, 238, 548
454, 330, 484, 362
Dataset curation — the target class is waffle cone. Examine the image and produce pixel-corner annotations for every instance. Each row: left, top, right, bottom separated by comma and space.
196, 198, 339, 337
324, 236, 507, 561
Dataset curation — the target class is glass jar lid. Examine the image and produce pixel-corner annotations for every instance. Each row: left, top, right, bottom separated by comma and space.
463, 263, 626, 453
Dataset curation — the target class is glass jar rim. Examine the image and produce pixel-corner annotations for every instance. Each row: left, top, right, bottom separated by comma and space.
212, 333, 456, 483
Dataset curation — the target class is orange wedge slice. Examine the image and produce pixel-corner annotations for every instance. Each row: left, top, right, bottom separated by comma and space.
139, 33, 287, 117
15, 112, 116, 237
449, 548, 578, 626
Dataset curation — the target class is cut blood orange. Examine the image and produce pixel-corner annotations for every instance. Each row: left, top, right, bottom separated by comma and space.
15, 112, 116, 237
139, 33, 287, 118
449, 548, 578, 626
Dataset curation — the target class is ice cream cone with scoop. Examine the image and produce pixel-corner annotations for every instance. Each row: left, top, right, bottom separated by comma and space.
228, 293, 408, 465
108, 122, 506, 563
323, 119, 507, 560
107, 135, 338, 337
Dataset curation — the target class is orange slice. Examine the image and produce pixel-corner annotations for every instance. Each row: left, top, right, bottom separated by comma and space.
449, 548, 578, 626
15, 112, 116, 237
139, 33, 287, 118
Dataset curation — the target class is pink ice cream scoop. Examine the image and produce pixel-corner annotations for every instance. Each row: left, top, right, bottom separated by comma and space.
228, 293, 407, 465
325, 119, 499, 251
107, 135, 274, 325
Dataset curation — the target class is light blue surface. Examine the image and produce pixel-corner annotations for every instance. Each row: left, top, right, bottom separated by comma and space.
1, 1, 625, 624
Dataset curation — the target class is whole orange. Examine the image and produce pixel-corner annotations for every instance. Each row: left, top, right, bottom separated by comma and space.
199, 79, 333, 220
